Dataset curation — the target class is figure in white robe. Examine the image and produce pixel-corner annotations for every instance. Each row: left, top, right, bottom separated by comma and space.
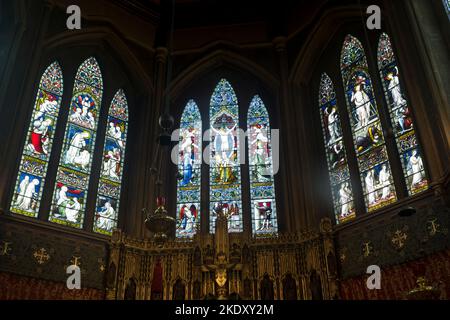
387, 70, 406, 109
339, 182, 351, 217
70, 108, 83, 123
365, 170, 376, 204
14, 176, 30, 207
57, 186, 69, 207
212, 123, 237, 156
18, 179, 40, 211
65, 132, 89, 166
35, 99, 58, 120
97, 202, 115, 231
408, 150, 424, 188
379, 164, 391, 199
326, 107, 340, 144
73, 149, 91, 170
108, 123, 117, 137
351, 79, 372, 128
28, 119, 52, 155
108, 122, 125, 149
86, 112, 95, 128
102, 150, 120, 180
65, 198, 81, 222
114, 126, 125, 149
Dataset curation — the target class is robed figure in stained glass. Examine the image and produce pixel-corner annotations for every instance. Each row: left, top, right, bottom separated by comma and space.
351, 76, 372, 129
250, 124, 270, 181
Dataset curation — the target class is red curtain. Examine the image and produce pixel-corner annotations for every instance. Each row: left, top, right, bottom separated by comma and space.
340, 249, 450, 300
0, 272, 104, 300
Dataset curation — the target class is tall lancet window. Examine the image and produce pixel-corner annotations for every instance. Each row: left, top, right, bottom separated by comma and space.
340, 35, 397, 212
209, 79, 243, 233
94, 89, 128, 235
377, 33, 428, 195
10, 62, 63, 217
318, 74, 355, 223
49, 57, 103, 228
176, 100, 202, 238
247, 95, 278, 236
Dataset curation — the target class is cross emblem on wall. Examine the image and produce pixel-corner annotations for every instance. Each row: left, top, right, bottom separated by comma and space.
33, 248, 50, 265
391, 230, 408, 250
427, 218, 440, 236
0, 241, 12, 256
70, 256, 81, 267
362, 241, 373, 258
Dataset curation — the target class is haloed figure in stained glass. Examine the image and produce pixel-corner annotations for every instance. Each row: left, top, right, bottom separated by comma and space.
179, 204, 198, 234
324, 106, 340, 145
180, 128, 200, 186
64, 130, 91, 170
254, 201, 273, 231
27, 94, 58, 156
407, 149, 426, 191
339, 182, 352, 217
96, 199, 116, 231
14, 175, 41, 212
53, 185, 83, 222
212, 118, 238, 184
385, 68, 412, 135
351, 76, 373, 129
250, 124, 270, 181
69, 95, 96, 129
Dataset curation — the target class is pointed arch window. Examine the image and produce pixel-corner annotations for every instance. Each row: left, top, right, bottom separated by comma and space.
209, 79, 243, 233
49, 57, 103, 228
176, 100, 202, 238
247, 95, 278, 236
94, 89, 129, 235
318, 73, 355, 223
10, 62, 63, 217
377, 33, 428, 195
340, 35, 397, 212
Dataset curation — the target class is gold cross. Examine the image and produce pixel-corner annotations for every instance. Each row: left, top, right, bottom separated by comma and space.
391, 230, 407, 249
0, 241, 12, 256
33, 248, 50, 264
71, 256, 81, 267
362, 242, 372, 257
427, 219, 440, 236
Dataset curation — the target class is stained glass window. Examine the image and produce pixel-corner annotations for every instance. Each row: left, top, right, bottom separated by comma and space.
247, 95, 278, 236
340, 35, 397, 212
49, 57, 103, 228
443, 0, 450, 15
176, 100, 202, 238
93, 89, 128, 235
209, 79, 243, 233
377, 33, 428, 195
318, 74, 355, 223
10, 62, 63, 217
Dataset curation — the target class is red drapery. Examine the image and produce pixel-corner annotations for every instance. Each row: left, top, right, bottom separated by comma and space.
0, 272, 104, 300
340, 249, 450, 300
